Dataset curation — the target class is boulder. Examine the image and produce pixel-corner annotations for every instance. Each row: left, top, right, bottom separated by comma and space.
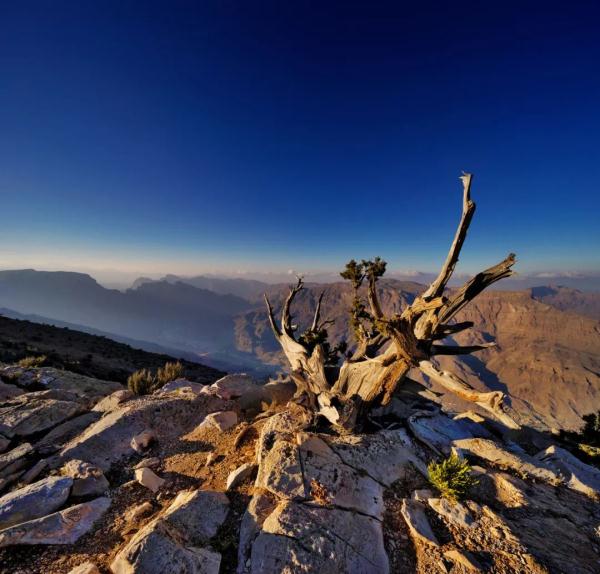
249, 500, 389, 574
211, 374, 260, 400
156, 379, 206, 395
0, 397, 83, 438
535, 445, 600, 498
0, 497, 110, 547
0, 475, 73, 529
131, 429, 156, 453
62, 459, 109, 497
68, 562, 101, 574
226, 463, 256, 491
202, 411, 238, 432
110, 519, 221, 574
92, 390, 134, 412
135, 467, 165, 492
400, 498, 440, 547
161, 490, 229, 545
453, 438, 561, 484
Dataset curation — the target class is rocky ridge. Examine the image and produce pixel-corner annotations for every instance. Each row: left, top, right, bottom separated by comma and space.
0, 365, 599, 573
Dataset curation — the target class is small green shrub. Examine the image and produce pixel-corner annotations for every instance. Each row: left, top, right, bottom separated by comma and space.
127, 361, 184, 395
156, 361, 184, 387
18, 355, 47, 368
127, 368, 156, 395
427, 454, 478, 501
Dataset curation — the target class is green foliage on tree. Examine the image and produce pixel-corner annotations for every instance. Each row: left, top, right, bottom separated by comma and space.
340, 257, 387, 343
428, 454, 478, 502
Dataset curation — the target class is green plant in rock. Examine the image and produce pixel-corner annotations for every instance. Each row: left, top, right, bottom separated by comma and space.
17, 355, 47, 368
127, 368, 156, 395
156, 361, 184, 387
427, 454, 478, 501
127, 361, 185, 395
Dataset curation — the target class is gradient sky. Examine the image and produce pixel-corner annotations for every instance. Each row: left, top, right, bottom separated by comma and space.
1, 1, 599, 281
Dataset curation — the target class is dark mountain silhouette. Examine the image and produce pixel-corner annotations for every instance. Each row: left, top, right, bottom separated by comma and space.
131, 274, 269, 300
0, 270, 252, 354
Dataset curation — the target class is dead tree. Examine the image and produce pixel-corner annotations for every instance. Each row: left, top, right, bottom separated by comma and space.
264, 174, 519, 432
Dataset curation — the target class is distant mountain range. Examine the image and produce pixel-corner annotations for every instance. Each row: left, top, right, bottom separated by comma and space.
0, 268, 599, 430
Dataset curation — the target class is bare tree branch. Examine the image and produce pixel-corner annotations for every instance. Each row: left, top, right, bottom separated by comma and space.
422, 173, 476, 300
419, 360, 519, 429
311, 290, 325, 331
264, 294, 282, 338
438, 253, 517, 324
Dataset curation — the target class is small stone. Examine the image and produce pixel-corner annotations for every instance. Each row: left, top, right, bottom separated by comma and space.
68, 562, 101, 574
134, 457, 161, 470
205, 452, 217, 466
61, 460, 109, 498
135, 467, 165, 492
202, 411, 238, 432
226, 463, 257, 490
126, 501, 154, 523
130, 429, 156, 454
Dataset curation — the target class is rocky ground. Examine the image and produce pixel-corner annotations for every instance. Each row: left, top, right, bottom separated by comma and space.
1, 364, 600, 573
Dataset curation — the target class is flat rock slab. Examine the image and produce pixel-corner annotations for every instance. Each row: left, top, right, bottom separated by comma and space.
0, 476, 72, 529
408, 413, 474, 454
1, 367, 122, 398
34, 412, 102, 456
54, 394, 225, 471
0, 496, 111, 547
0, 397, 83, 438
401, 498, 440, 547
428, 497, 477, 529
162, 489, 229, 545
454, 438, 561, 484
202, 411, 238, 431
92, 390, 134, 412
211, 374, 260, 400
111, 519, 221, 574
250, 500, 389, 574
156, 379, 206, 396
535, 445, 600, 498
0, 442, 33, 473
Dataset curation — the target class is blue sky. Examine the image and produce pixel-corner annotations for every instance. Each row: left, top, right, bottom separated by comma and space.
1, 1, 599, 282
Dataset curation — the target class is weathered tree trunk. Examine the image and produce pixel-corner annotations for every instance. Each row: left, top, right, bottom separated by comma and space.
265, 173, 519, 432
